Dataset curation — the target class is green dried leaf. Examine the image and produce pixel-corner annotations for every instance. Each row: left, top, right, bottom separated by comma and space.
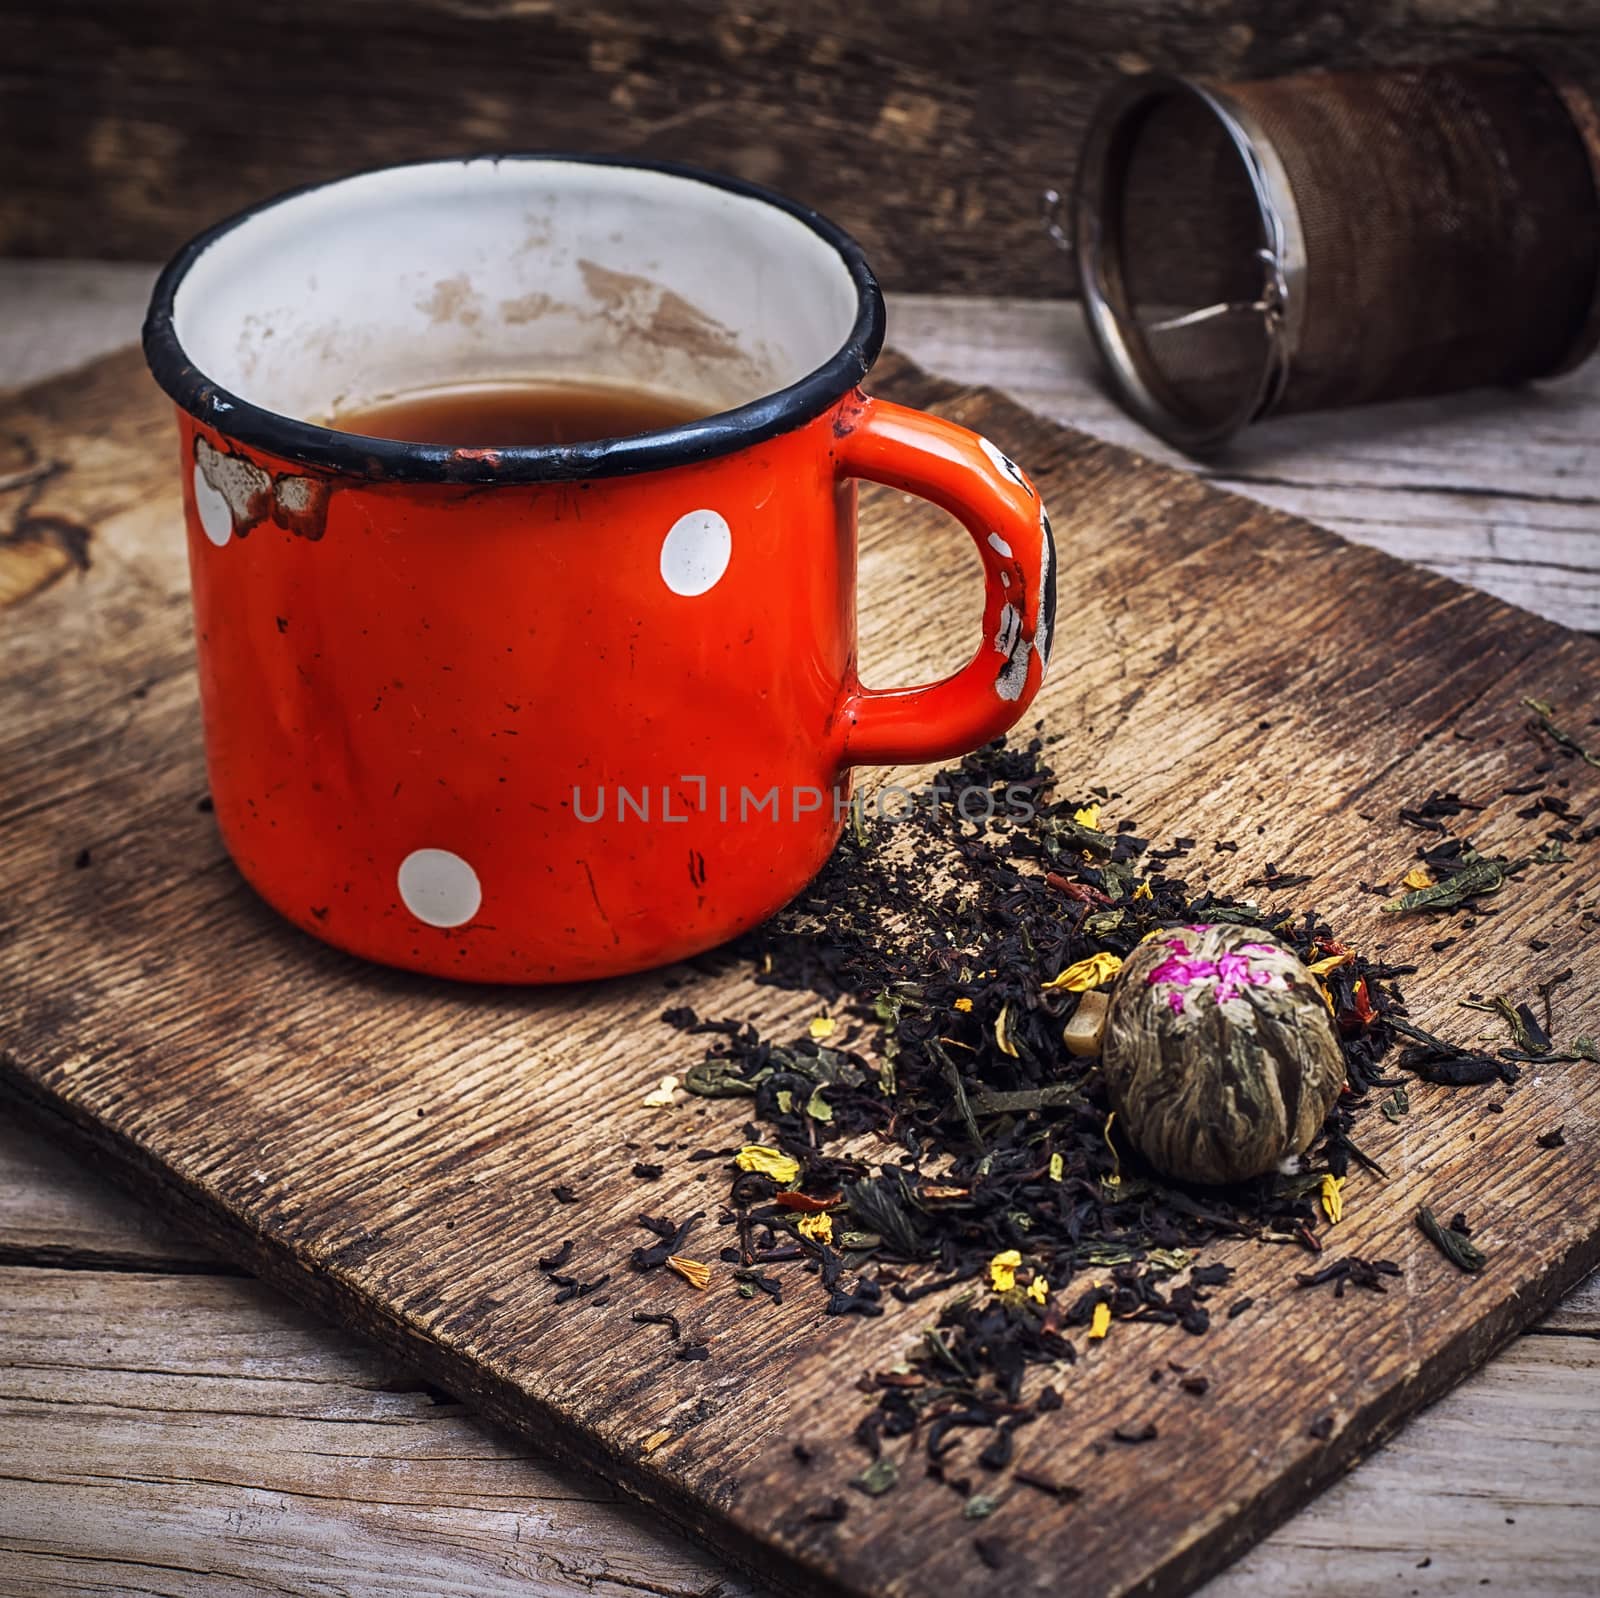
964, 1494, 1000, 1520
852, 1456, 899, 1497
836, 1230, 882, 1252
1043, 816, 1116, 859
1082, 1244, 1140, 1266
683, 1059, 765, 1098
1416, 1204, 1486, 1273
1382, 858, 1507, 915
1145, 1248, 1193, 1274
1523, 697, 1600, 769
804, 1085, 834, 1123
845, 1176, 925, 1257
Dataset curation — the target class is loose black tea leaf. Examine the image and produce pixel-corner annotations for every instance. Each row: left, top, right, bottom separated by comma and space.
1308, 1414, 1335, 1440
1112, 1422, 1159, 1444
631, 1310, 681, 1340
632, 1211, 704, 1272
1416, 1204, 1487, 1273
1014, 1468, 1082, 1501
648, 735, 1530, 1503
973, 1535, 1007, 1570
1295, 1257, 1402, 1296
1536, 1128, 1566, 1150
550, 1184, 578, 1204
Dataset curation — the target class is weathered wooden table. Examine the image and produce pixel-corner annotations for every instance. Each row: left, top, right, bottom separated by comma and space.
1, 262, 1596, 1598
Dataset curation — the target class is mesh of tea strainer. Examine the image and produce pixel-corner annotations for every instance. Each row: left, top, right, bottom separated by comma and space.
1072, 57, 1600, 453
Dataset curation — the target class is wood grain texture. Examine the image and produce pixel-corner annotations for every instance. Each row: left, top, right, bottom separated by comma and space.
1, 348, 1598, 1598
4, 2, 1600, 292
0, 1230, 1593, 1598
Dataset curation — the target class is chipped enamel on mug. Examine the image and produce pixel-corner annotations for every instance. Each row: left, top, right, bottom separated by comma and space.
143, 157, 1055, 983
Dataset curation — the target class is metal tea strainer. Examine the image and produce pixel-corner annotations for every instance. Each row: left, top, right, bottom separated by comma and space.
1067, 56, 1600, 453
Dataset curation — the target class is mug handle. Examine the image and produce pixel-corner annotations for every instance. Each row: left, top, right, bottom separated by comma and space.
832, 393, 1056, 767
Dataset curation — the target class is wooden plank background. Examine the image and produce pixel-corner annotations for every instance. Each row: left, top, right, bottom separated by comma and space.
5, 1118, 1594, 1598
4, 1, 1599, 292
1, 338, 1597, 1597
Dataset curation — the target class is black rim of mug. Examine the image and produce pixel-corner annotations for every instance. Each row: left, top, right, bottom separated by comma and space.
142, 154, 887, 486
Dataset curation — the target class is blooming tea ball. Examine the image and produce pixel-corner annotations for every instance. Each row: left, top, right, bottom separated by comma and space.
1100, 923, 1345, 1185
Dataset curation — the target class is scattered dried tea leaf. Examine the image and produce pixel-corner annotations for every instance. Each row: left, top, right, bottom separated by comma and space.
852, 1456, 898, 1496
1416, 1205, 1486, 1273
1523, 696, 1600, 769
1382, 857, 1508, 914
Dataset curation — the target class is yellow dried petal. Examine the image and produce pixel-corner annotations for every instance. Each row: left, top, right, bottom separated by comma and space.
734, 1144, 801, 1184
1132, 880, 1153, 902
988, 1248, 1022, 1293
994, 1003, 1020, 1057
1043, 951, 1124, 992
1402, 866, 1434, 891
642, 1074, 679, 1108
954, 997, 974, 1013
1306, 953, 1351, 977
1027, 1275, 1050, 1305
1089, 1300, 1112, 1340
796, 1211, 834, 1245
809, 1015, 837, 1040
1320, 1174, 1345, 1225
666, 1255, 711, 1290
1048, 1152, 1063, 1183
1073, 803, 1102, 829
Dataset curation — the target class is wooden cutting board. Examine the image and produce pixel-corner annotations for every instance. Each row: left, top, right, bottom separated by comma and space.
1, 346, 1596, 1598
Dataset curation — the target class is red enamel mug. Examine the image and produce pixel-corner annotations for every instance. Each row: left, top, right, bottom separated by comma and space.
143, 157, 1054, 983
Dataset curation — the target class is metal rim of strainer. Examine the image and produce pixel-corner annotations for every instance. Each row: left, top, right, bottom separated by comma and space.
1069, 73, 1308, 454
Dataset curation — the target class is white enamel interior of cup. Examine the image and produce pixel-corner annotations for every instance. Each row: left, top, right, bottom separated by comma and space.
170, 159, 863, 423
